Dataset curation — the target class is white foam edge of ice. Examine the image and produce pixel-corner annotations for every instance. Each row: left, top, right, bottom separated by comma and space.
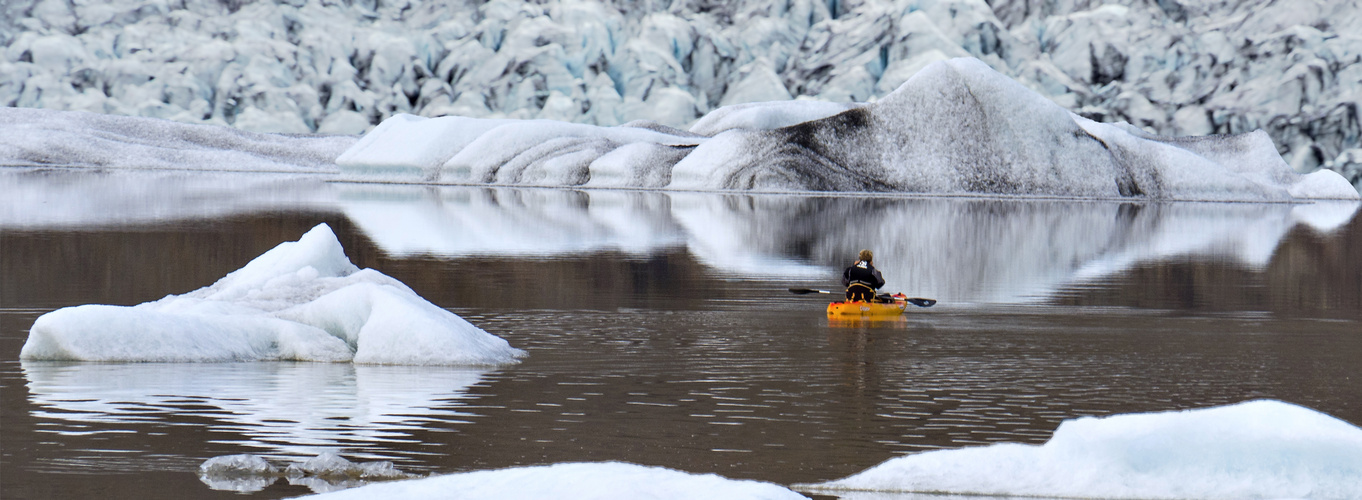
797, 399, 1362, 500
300, 461, 808, 500
19, 223, 525, 365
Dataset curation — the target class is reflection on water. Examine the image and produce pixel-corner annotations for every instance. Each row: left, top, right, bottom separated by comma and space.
0, 168, 333, 229
22, 362, 491, 462
339, 184, 1360, 303
3, 170, 1361, 500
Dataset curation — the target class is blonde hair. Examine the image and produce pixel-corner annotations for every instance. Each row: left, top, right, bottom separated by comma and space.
858, 249, 873, 263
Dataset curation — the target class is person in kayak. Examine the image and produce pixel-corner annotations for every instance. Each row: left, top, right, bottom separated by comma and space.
842, 249, 886, 302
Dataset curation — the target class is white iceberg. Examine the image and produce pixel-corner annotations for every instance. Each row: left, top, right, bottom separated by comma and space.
301, 461, 806, 500
20, 223, 524, 365
337, 58, 1358, 202
800, 400, 1362, 499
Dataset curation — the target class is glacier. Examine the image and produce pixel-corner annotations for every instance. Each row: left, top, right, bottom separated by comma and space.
2, 0, 1359, 186
19, 223, 525, 365
798, 400, 1362, 500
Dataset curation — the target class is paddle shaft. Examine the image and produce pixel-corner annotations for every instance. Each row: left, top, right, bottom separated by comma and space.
787, 288, 936, 307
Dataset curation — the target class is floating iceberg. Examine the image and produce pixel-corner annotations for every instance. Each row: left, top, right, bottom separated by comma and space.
20, 223, 524, 365
338, 59, 1358, 201
799, 400, 1362, 499
301, 461, 806, 500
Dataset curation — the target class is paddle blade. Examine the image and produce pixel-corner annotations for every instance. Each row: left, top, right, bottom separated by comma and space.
906, 298, 936, 307
788, 288, 832, 295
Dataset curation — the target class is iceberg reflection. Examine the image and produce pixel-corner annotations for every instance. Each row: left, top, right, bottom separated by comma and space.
339, 185, 1359, 303
22, 361, 491, 460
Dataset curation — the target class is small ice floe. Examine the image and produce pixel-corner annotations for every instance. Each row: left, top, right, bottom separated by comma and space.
798, 399, 1362, 499
199, 452, 412, 494
20, 223, 524, 365
300, 461, 806, 500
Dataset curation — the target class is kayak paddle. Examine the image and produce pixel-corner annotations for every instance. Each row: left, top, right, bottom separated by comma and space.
787, 288, 936, 307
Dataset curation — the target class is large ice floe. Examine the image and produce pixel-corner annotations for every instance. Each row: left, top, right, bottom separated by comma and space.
302, 461, 807, 500
19, 223, 524, 365
337, 58, 1357, 201
799, 400, 1362, 500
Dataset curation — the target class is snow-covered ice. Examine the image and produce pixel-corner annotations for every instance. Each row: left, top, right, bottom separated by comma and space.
799, 400, 1362, 500
19, 223, 524, 365
301, 461, 806, 500
336, 59, 1357, 201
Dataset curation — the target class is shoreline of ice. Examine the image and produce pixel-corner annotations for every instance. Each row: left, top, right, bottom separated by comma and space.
19, 223, 525, 365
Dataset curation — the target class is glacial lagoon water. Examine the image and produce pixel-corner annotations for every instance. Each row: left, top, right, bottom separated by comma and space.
2, 169, 1361, 499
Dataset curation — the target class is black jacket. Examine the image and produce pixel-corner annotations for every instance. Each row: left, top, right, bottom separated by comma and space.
842, 261, 885, 290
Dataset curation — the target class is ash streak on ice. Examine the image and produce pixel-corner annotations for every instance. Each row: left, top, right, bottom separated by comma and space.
19, 223, 524, 365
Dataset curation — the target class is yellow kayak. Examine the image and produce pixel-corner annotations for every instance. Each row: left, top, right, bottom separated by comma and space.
827, 293, 909, 318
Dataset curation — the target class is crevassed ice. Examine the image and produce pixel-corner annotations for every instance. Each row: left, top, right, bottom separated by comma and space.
19, 223, 525, 365
798, 399, 1362, 499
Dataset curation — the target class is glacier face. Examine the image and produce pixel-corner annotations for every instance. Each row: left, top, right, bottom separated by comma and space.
1, 0, 1359, 188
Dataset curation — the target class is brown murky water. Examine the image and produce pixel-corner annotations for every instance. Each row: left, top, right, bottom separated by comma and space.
2, 170, 1360, 499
